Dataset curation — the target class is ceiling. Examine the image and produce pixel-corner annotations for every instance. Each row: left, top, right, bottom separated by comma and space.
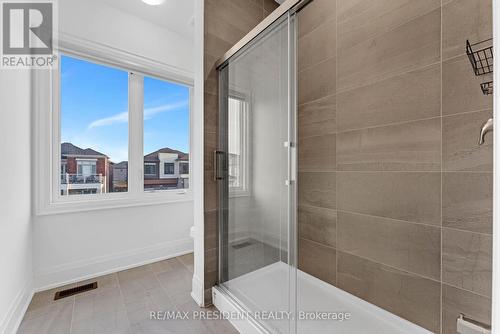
100, 0, 195, 39
99, 0, 283, 40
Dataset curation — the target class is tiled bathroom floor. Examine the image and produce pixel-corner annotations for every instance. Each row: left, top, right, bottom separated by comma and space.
17, 253, 238, 334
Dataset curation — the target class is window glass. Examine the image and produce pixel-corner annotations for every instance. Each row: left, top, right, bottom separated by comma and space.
60, 54, 128, 195
228, 97, 244, 189
144, 163, 157, 176
143, 76, 190, 191
164, 163, 175, 175
179, 162, 189, 175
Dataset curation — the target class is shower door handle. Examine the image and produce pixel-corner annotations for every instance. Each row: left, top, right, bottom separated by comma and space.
214, 151, 225, 181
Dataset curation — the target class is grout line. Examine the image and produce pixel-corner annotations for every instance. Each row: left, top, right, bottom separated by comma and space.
440, 1, 444, 331
338, 249, 442, 283
336, 209, 443, 229
299, 237, 336, 250
297, 91, 336, 108
441, 282, 493, 300
341, 248, 493, 300
335, 2, 442, 50
297, 53, 336, 75
68, 296, 75, 334
335, 115, 442, 135
297, 203, 337, 212
299, 170, 493, 173
335, 0, 339, 288
441, 107, 493, 118
442, 226, 494, 238
115, 273, 134, 329
335, 60, 442, 95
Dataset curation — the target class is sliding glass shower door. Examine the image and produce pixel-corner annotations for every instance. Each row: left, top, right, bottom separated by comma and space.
217, 13, 297, 334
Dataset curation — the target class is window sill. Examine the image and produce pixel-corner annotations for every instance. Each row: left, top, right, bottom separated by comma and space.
36, 191, 193, 216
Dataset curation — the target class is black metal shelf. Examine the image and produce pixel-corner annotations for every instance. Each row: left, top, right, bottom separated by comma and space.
481, 81, 493, 95
466, 38, 493, 76
466, 38, 493, 95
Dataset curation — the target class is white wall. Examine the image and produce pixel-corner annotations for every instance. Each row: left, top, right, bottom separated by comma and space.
0, 71, 34, 333
33, 0, 195, 290
34, 202, 193, 289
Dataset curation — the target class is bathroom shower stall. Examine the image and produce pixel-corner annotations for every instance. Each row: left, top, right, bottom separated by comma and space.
210, 0, 494, 333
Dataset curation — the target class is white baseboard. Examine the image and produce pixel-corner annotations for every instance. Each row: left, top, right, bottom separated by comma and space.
0, 279, 34, 334
34, 238, 193, 291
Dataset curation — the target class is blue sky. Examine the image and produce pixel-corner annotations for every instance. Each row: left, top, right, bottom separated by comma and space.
61, 55, 190, 163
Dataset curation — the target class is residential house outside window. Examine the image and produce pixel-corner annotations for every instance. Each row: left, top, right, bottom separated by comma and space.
55, 53, 191, 203
60, 55, 127, 196
164, 163, 175, 175
143, 76, 190, 191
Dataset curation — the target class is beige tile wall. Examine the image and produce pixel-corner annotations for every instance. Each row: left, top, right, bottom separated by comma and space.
297, 0, 493, 332
203, 0, 280, 306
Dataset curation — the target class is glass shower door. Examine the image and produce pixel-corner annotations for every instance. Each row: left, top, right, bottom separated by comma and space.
217, 13, 297, 334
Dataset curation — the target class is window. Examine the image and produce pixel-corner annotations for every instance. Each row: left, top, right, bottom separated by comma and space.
143, 75, 190, 192
60, 55, 128, 196
144, 163, 157, 176
42, 51, 192, 211
228, 96, 249, 195
179, 162, 189, 175
164, 163, 175, 175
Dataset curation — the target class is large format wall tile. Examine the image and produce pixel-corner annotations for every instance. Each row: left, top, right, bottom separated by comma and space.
204, 210, 217, 250
442, 0, 493, 60
442, 284, 492, 334
337, 0, 440, 51
337, 64, 440, 132
298, 134, 336, 172
442, 110, 493, 171
442, 172, 493, 234
337, 118, 441, 171
299, 238, 336, 285
337, 211, 441, 280
298, 17, 336, 72
298, 57, 336, 104
442, 228, 492, 297
337, 9, 440, 91
298, 94, 336, 139
337, 252, 441, 333
298, 0, 336, 38
298, 172, 336, 210
337, 172, 441, 225
299, 205, 337, 248
442, 56, 493, 116
205, 0, 264, 36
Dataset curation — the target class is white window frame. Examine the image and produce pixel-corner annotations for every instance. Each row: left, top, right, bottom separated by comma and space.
228, 93, 251, 197
34, 36, 194, 215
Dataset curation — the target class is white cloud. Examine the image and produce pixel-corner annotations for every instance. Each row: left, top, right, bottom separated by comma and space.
88, 111, 128, 129
87, 100, 188, 129
144, 100, 188, 119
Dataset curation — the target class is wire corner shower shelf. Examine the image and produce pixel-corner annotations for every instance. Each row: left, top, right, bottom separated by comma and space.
466, 38, 493, 95
466, 38, 493, 76
481, 81, 493, 95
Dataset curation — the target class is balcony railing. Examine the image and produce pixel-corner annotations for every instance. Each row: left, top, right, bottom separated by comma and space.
61, 173, 105, 185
